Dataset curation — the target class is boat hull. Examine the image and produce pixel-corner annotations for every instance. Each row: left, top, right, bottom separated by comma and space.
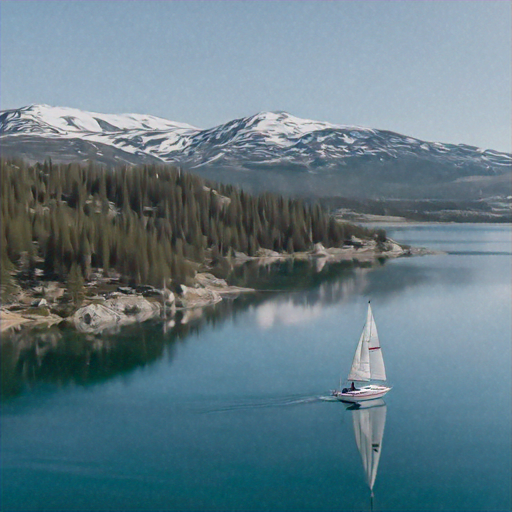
333, 385, 391, 403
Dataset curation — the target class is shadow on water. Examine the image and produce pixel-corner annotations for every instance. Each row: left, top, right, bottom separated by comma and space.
1, 254, 470, 402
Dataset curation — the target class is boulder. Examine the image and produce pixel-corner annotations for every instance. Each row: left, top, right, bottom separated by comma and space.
163, 290, 175, 306
312, 243, 328, 256
382, 239, 404, 255
179, 285, 222, 308
255, 248, 282, 258
350, 236, 364, 248
104, 296, 160, 317
233, 251, 251, 261
117, 286, 135, 294
31, 298, 48, 307
73, 296, 161, 333
135, 285, 155, 293
195, 273, 228, 289
73, 303, 123, 332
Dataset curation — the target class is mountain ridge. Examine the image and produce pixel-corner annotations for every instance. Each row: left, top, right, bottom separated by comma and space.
1, 104, 510, 201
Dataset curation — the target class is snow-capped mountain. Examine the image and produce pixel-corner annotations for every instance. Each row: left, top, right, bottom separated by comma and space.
0, 104, 198, 135
1, 104, 510, 200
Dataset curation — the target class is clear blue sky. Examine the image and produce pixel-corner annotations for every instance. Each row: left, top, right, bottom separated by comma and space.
1, 0, 510, 152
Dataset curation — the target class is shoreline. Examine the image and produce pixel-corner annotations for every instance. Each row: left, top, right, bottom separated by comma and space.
338, 213, 512, 225
0, 239, 435, 335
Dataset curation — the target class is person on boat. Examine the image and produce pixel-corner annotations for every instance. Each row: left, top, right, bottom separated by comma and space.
350, 382, 356, 391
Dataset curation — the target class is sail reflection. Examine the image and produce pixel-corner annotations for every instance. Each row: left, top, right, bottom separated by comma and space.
346, 399, 387, 507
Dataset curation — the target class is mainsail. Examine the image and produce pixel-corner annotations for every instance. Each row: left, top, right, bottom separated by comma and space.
352, 401, 387, 495
347, 303, 387, 382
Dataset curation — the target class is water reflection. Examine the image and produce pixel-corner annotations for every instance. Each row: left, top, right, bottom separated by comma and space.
1, 322, 174, 400
346, 399, 387, 511
0, 259, 375, 400
1, 253, 459, 401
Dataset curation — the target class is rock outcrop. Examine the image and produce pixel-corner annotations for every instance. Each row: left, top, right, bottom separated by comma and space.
72, 296, 161, 333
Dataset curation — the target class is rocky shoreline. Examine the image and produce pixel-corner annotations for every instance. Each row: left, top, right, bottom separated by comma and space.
1, 238, 434, 335
0, 272, 254, 335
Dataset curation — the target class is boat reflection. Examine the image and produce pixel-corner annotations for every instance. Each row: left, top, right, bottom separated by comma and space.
346, 399, 387, 510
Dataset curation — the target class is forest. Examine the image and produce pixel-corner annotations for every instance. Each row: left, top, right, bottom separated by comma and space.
0, 158, 378, 302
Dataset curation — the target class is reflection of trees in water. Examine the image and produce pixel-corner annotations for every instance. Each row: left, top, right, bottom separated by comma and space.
223, 258, 374, 293
1, 306, 228, 400
361, 256, 474, 300
219, 259, 382, 311
204, 259, 382, 325
1, 323, 167, 400
1, 318, 212, 400
2, 256, 447, 400
1, 260, 371, 400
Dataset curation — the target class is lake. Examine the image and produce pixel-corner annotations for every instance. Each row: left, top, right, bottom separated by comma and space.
1, 223, 511, 511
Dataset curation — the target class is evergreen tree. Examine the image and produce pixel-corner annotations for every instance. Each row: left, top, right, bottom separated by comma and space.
0, 158, 377, 294
66, 262, 85, 306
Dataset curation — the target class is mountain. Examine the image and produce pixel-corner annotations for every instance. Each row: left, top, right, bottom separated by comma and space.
1, 104, 511, 201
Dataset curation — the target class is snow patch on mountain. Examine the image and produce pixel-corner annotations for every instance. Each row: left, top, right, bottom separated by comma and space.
1, 104, 198, 135
1, 104, 511, 172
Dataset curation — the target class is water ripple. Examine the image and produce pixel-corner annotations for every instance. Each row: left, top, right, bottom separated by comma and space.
199, 394, 322, 413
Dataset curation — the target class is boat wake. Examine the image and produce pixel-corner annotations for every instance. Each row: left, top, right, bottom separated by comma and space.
318, 395, 341, 402
200, 394, 321, 414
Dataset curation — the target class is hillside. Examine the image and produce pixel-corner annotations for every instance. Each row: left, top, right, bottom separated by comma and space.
1, 158, 387, 307
2, 105, 510, 205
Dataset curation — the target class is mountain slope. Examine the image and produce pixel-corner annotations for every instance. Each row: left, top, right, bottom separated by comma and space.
1, 104, 510, 200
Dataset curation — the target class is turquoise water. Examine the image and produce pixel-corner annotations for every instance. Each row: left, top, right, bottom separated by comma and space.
1, 224, 511, 511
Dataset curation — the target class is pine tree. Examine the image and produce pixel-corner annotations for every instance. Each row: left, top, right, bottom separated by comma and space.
0, 157, 378, 296
66, 262, 84, 306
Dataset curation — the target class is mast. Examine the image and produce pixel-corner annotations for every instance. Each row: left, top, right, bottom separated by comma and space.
368, 300, 372, 343
367, 303, 386, 381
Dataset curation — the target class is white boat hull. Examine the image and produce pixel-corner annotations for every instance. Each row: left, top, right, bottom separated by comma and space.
333, 385, 391, 403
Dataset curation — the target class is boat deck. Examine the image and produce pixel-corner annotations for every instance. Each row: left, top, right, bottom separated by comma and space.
333, 385, 391, 402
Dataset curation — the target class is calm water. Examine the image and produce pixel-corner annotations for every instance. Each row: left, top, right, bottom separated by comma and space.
1, 224, 511, 512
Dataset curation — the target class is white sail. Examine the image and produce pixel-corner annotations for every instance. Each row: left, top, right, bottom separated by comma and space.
367, 305, 387, 381
347, 324, 371, 381
352, 402, 387, 493
347, 303, 386, 382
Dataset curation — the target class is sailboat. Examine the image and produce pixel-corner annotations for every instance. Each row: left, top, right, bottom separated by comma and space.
332, 302, 391, 403
350, 399, 387, 509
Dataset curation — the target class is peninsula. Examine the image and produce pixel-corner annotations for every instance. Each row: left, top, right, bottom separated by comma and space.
0, 159, 422, 334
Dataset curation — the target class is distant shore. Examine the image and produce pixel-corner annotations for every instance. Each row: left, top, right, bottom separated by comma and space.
336, 211, 511, 224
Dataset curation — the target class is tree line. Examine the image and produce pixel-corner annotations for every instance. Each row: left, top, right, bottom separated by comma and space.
1, 158, 375, 297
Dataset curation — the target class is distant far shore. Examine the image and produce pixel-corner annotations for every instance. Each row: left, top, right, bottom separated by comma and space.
324, 195, 511, 225
339, 212, 512, 225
